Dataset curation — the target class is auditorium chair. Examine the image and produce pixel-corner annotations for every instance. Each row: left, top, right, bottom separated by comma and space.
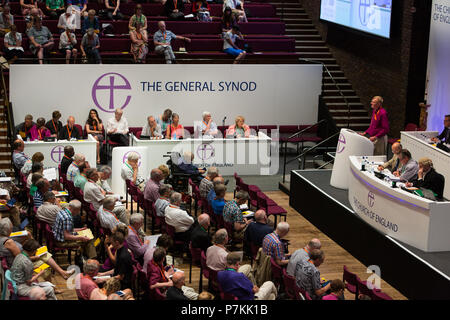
371, 289, 393, 300
282, 268, 297, 300
200, 251, 210, 292
1, 270, 30, 300
218, 282, 238, 301
129, 182, 141, 214
164, 223, 185, 257
294, 285, 312, 301
44, 223, 79, 265
1, 256, 9, 271
356, 276, 374, 299
258, 125, 277, 137
270, 257, 283, 291
188, 242, 203, 292
256, 192, 287, 225
342, 265, 359, 299
189, 178, 206, 217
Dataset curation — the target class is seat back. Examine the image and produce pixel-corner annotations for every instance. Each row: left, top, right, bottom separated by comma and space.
270, 258, 283, 287
189, 242, 202, 267
371, 289, 393, 300
282, 268, 296, 300
343, 265, 357, 287
356, 276, 372, 297
256, 192, 267, 211
404, 123, 418, 131
1, 270, 17, 300
200, 250, 209, 279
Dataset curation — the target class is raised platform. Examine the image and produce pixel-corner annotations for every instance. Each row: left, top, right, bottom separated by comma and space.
289, 169, 450, 300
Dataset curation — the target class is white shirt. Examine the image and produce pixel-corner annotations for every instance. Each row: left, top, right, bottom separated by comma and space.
164, 205, 194, 233
97, 179, 112, 193
106, 116, 129, 135
97, 205, 122, 232
83, 180, 105, 210
58, 13, 76, 31
223, 31, 238, 50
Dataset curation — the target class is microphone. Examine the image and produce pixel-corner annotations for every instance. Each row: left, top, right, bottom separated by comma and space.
222, 116, 226, 127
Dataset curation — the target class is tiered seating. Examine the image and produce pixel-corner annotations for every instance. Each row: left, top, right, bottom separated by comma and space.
2, 1, 299, 63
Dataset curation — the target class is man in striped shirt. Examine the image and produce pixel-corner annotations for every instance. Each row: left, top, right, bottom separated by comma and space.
33, 178, 50, 209
262, 222, 290, 267
67, 153, 85, 182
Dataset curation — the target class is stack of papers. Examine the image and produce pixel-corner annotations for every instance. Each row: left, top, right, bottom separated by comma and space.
35, 246, 48, 257
43, 168, 57, 181
75, 229, 94, 240
144, 234, 162, 248
34, 263, 50, 273
93, 275, 111, 280
55, 191, 68, 197
242, 211, 255, 218
10, 231, 28, 238
0, 177, 12, 182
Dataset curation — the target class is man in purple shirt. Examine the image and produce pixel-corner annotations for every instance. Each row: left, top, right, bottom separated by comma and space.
144, 168, 163, 203
126, 213, 150, 263
217, 252, 277, 300
359, 96, 390, 155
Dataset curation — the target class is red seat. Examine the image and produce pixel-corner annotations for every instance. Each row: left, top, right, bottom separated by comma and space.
256, 192, 287, 225
189, 242, 203, 292
371, 289, 393, 300
356, 276, 373, 299
282, 268, 296, 300
343, 265, 358, 298
270, 258, 283, 289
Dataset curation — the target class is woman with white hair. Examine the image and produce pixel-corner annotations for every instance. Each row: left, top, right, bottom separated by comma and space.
199, 111, 218, 137
120, 151, 146, 190
126, 213, 150, 261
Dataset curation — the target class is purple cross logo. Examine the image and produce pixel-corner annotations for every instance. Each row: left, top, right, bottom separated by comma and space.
336, 133, 346, 154
92, 72, 132, 113
359, 0, 371, 26
197, 144, 215, 161
50, 146, 65, 163
368, 191, 375, 207
123, 151, 142, 167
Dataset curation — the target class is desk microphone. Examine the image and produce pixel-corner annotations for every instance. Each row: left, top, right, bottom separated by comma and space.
222, 116, 227, 127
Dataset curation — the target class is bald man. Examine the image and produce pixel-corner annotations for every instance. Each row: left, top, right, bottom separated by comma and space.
144, 168, 164, 203
262, 222, 290, 266
153, 21, 190, 64
244, 210, 273, 247
166, 272, 189, 300
207, 176, 225, 205
191, 213, 212, 252
59, 116, 81, 140
378, 142, 403, 173
106, 108, 129, 146
286, 238, 321, 277
12, 139, 28, 170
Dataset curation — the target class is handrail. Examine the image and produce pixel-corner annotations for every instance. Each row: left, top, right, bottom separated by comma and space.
287, 119, 326, 140
282, 131, 339, 183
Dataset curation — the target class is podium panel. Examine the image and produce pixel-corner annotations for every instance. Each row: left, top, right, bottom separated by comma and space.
330, 129, 374, 189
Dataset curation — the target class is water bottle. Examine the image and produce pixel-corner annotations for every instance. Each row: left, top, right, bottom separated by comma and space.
361, 156, 366, 171
370, 162, 374, 174
172, 132, 177, 140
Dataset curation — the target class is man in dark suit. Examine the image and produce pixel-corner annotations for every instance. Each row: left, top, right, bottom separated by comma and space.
406, 157, 445, 200
14, 114, 35, 139
431, 114, 450, 144
190, 213, 211, 252
59, 116, 81, 140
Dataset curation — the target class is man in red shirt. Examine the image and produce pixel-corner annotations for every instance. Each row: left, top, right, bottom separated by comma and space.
359, 96, 390, 155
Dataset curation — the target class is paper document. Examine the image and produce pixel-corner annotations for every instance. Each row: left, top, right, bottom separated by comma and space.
10, 231, 28, 237
36, 246, 48, 257
32, 281, 55, 288
0, 177, 12, 182
43, 168, 57, 181
75, 228, 94, 240
34, 263, 50, 273
145, 234, 162, 248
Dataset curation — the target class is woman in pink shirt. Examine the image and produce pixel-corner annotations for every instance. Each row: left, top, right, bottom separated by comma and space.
29, 117, 51, 141
226, 115, 250, 138
322, 279, 345, 300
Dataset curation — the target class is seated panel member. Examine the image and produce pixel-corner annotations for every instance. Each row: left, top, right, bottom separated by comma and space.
431, 114, 450, 144
393, 149, 419, 182
29, 117, 51, 141
106, 108, 129, 146
141, 115, 162, 138
166, 113, 184, 140
45, 110, 63, 138
59, 116, 81, 140
198, 111, 218, 137
378, 142, 403, 173
406, 158, 445, 200
14, 114, 35, 139
226, 115, 250, 138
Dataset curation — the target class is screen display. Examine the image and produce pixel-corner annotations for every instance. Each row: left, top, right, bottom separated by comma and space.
320, 0, 392, 38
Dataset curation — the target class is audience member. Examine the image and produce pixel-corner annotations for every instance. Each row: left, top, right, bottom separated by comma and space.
262, 221, 290, 266
14, 114, 35, 139
0, 188, 20, 226
0, 5, 13, 36
104, 277, 133, 299
322, 279, 345, 300
222, 6, 237, 34
67, 153, 85, 181
156, 108, 172, 135
164, 0, 185, 20
165, 192, 194, 243
45, 110, 63, 138
199, 167, 219, 198
294, 249, 331, 300
33, 178, 50, 209
223, 0, 247, 22
286, 238, 321, 277
82, 9, 99, 34
75, 259, 108, 300
60, 146, 75, 176
359, 96, 389, 156
12, 139, 28, 171
191, 213, 211, 252
244, 210, 273, 247
153, 21, 190, 64
144, 168, 164, 203
211, 184, 226, 216
97, 165, 113, 193
217, 252, 277, 300
52, 199, 97, 259
130, 22, 148, 63
36, 191, 61, 225
165, 113, 184, 139
121, 151, 146, 191
59, 116, 81, 140
178, 151, 205, 183
105, 0, 124, 21
223, 190, 251, 238
45, 0, 65, 19
148, 247, 173, 296
393, 149, 419, 182
21, 0, 44, 18
85, 109, 104, 164
223, 25, 246, 64
106, 108, 129, 146
155, 183, 172, 217
197, 291, 214, 300
127, 213, 150, 262
111, 225, 133, 290
207, 176, 225, 204
143, 234, 173, 273
28, 18, 54, 65
97, 196, 124, 232
378, 142, 403, 172
406, 157, 445, 199
73, 162, 89, 190
10, 239, 57, 300
67, 0, 88, 17
226, 115, 250, 138
29, 286, 48, 300
29, 171, 43, 195
206, 228, 229, 271
21, 151, 44, 175
431, 114, 450, 144
81, 28, 101, 64
129, 4, 147, 30
166, 271, 189, 300
57, 8, 76, 33
159, 164, 170, 181
142, 115, 162, 138
192, 0, 211, 22
4, 25, 24, 63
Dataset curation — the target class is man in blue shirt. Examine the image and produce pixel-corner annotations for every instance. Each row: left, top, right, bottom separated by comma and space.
244, 210, 273, 247
153, 21, 190, 64
207, 176, 225, 205
218, 252, 277, 300
211, 184, 226, 215
178, 151, 205, 183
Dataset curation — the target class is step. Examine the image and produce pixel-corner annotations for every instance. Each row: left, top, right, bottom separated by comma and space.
323, 89, 355, 96
333, 116, 371, 123
322, 64, 341, 71
329, 109, 369, 117
336, 123, 369, 131
299, 52, 333, 58
305, 57, 336, 64
289, 34, 323, 40
326, 102, 365, 110
285, 23, 315, 29
276, 7, 306, 13
323, 76, 349, 83
296, 46, 330, 52
322, 84, 353, 91
295, 40, 326, 46
323, 95, 361, 103
285, 28, 319, 35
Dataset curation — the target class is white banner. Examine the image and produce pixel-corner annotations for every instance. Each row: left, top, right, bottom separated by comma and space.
9, 64, 322, 128
426, 0, 450, 130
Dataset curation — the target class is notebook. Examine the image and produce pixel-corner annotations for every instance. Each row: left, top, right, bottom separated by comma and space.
75, 229, 94, 240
